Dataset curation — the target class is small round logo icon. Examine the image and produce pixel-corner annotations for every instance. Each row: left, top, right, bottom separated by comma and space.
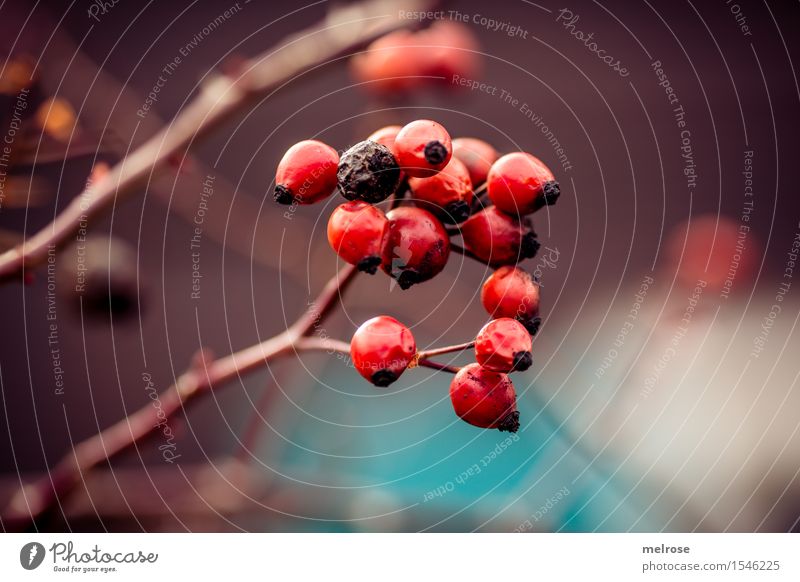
19, 542, 46, 570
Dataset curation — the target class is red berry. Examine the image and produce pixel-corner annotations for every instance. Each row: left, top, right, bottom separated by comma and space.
394, 120, 452, 177
487, 152, 559, 214
327, 201, 388, 274
481, 266, 541, 333
449, 363, 519, 432
338, 140, 401, 203
350, 31, 423, 95
420, 22, 481, 81
475, 318, 532, 373
367, 125, 402, 156
350, 316, 416, 387
461, 206, 539, 266
408, 157, 473, 224
452, 137, 499, 185
274, 140, 339, 205
381, 206, 450, 289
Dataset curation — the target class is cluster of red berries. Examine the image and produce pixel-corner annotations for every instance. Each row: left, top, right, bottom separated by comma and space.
274, 118, 559, 432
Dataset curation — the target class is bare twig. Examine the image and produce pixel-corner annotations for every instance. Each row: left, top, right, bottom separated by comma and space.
416, 340, 475, 361
1, 264, 357, 531
417, 359, 461, 374
0, 0, 433, 282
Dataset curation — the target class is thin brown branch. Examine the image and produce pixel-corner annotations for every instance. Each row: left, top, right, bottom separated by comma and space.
0, 0, 434, 282
417, 359, 461, 374
1, 265, 357, 531
416, 341, 475, 360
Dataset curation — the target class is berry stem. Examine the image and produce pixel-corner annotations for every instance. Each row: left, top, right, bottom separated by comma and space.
470, 184, 490, 213
417, 359, 461, 374
416, 340, 475, 360
1, 265, 358, 531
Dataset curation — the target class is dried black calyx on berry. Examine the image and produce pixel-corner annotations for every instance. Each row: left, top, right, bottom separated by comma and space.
424, 140, 448, 165
338, 140, 401, 203
498, 411, 520, 433
443, 200, 471, 224
395, 269, 421, 290
356, 255, 382, 275
536, 181, 560, 209
520, 231, 540, 259
520, 316, 542, 335
371, 369, 397, 387
274, 185, 295, 205
511, 351, 533, 372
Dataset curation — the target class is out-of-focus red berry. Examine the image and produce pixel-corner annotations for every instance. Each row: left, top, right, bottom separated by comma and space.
452, 137, 499, 185
420, 21, 480, 81
449, 363, 519, 432
394, 120, 452, 178
350, 316, 416, 387
667, 214, 759, 293
487, 152, 559, 215
408, 157, 473, 224
327, 201, 389, 274
350, 23, 480, 96
474, 318, 532, 373
461, 206, 539, 266
481, 266, 541, 333
381, 206, 450, 289
275, 140, 339, 205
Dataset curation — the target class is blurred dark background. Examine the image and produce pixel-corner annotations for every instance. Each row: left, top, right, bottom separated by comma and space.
0, 0, 799, 531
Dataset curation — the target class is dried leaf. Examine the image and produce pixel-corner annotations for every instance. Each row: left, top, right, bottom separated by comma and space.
35, 97, 77, 141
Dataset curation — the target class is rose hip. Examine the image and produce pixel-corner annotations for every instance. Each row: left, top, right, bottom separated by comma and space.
381, 206, 450, 290
408, 156, 473, 224
394, 119, 452, 177
351, 316, 416, 387
452, 137, 499, 185
461, 206, 539, 266
274, 140, 339, 205
481, 266, 541, 333
487, 152, 559, 214
449, 363, 519, 432
474, 318, 533, 373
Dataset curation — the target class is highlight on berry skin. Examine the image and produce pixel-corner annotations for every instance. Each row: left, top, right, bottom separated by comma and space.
274, 140, 339, 205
